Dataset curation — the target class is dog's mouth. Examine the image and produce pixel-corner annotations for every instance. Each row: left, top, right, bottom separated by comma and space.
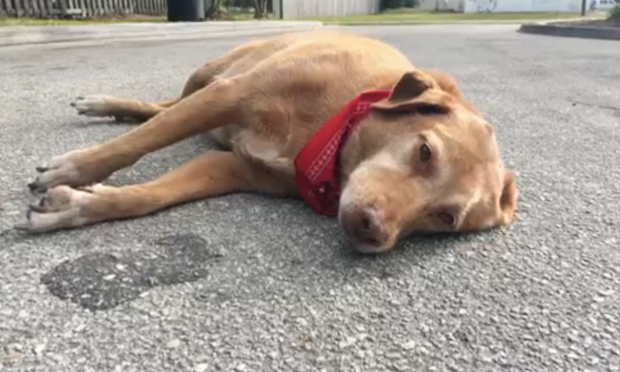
347, 240, 390, 254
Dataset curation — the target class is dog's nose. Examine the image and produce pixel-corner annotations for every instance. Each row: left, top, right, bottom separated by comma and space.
341, 206, 386, 249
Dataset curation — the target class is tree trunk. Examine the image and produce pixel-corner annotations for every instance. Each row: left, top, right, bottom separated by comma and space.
253, 0, 268, 18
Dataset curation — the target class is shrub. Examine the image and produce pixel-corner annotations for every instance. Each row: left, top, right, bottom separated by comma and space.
380, 0, 419, 10
610, 4, 620, 20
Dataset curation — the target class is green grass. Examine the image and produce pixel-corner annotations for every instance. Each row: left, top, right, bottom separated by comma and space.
306, 8, 604, 25
0, 15, 167, 26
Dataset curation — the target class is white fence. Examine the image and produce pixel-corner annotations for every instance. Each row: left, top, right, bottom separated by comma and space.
0, 0, 167, 18
276, 0, 380, 19
463, 0, 583, 13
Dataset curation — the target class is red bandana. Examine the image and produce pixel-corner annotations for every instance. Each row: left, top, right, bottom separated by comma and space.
294, 90, 392, 217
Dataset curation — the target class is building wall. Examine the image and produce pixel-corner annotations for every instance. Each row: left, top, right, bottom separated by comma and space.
418, 0, 465, 12
280, 0, 380, 18
463, 0, 582, 13
591, 0, 617, 10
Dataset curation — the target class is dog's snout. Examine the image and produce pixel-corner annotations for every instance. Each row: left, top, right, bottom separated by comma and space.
341, 206, 387, 250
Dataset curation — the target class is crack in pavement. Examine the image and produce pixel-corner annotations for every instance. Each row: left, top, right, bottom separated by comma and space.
572, 100, 620, 116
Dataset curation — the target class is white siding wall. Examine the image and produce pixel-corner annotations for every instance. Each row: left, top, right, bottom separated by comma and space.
593, 0, 617, 10
282, 0, 380, 19
418, 0, 465, 11
463, 0, 582, 13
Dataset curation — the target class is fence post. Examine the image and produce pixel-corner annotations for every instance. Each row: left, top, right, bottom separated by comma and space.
22, 0, 30, 17
80, 0, 90, 18
581, 0, 586, 16
14, 0, 23, 16
37, 0, 48, 17
31, 0, 40, 18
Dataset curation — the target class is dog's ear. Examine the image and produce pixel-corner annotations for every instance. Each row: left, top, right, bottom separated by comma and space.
499, 170, 518, 225
418, 68, 462, 98
388, 70, 437, 101
371, 71, 450, 115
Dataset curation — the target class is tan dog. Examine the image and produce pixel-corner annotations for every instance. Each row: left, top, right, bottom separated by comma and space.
16, 30, 518, 254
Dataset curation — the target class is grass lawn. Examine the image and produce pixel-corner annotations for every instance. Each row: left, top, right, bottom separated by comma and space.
0, 15, 167, 26
306, 8, 605, 25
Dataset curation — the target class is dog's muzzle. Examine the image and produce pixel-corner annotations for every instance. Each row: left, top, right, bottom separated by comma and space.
339, 205, 391, 254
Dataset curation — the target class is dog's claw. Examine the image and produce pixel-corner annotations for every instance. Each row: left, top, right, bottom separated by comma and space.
28, 178, 48, 194
70, 95, 111, 117
29, 204, 46, 213
75, 186, 94, 193
28, 182, 40, 192
14, 186, 87, 233
27, 148, 95, 192
13, 222, 30, 231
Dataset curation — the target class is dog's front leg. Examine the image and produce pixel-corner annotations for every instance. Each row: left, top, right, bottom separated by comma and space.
28, 78, 241, 193
16, 150, 292, 233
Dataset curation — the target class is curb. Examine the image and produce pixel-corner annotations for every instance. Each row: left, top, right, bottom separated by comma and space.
0, 20, 324, 47
318, 18, 593, 26
518, 18, 620, 41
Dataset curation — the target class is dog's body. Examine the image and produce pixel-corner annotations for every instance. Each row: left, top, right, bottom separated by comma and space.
17, 30, 518, 253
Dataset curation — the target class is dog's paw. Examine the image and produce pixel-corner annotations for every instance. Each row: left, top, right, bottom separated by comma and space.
70, 95, 113, 117
28, 148, 98, 193
14, 186, 91, 233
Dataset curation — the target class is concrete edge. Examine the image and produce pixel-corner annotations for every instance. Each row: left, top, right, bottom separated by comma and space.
0, 28, 318, 51
318, 18, 600, 26
0, 21, 324, 47
517, 18, 620, 40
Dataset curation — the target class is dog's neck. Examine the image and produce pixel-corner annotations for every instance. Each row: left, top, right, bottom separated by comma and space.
294, 90, 391, 217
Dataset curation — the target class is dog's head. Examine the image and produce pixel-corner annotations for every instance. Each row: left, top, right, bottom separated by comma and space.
338, 69, 517, 254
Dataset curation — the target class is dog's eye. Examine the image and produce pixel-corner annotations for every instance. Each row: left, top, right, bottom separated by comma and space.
420, 143, 432, 162
437, 211, 455, 226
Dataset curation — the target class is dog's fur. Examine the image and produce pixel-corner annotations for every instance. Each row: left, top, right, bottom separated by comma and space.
17, 30, 518, 253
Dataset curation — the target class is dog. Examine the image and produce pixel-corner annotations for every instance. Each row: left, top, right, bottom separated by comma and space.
15, 30, 518, 254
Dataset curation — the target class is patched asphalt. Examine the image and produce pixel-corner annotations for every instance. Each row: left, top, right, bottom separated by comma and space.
1, 25, 619, 372
41, 234, 223, 311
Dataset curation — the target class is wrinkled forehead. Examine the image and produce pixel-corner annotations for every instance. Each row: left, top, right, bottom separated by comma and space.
433, 122, 505, 204
435, 112, 501, 165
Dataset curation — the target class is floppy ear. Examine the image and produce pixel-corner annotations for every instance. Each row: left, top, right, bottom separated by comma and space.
418, 68, 462, 98
371, 70, 450, 115
499, 170, 518, 225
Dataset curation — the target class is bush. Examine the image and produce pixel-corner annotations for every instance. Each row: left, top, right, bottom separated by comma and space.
225, 0, 253, 7
380, 0, 419, 10
610, 4, 620, 20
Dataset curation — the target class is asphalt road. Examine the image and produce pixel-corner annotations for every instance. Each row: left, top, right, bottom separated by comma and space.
1, 24, 619, 372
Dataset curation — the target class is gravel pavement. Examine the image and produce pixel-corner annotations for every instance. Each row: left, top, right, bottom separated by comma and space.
1, 25, 619, 372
